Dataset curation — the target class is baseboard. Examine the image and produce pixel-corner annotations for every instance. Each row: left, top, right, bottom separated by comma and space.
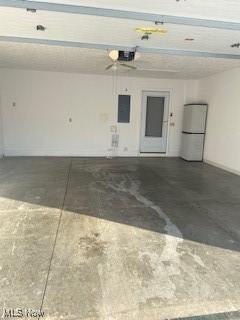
4, 149, 139, 157
139, 153, 167, 157
4, 148, 108, 157
3, 148, 180, 158
204, 159, 240, 176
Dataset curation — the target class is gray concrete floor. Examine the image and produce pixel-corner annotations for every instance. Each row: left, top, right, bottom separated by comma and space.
0, 157, 240, 320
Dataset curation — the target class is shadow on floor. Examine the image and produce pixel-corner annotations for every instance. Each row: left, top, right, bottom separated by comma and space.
0, 156, 240, 253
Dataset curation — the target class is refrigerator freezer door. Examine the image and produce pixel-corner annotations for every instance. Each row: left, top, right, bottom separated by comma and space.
183, 104, 207, 133
181, 133, 204, 161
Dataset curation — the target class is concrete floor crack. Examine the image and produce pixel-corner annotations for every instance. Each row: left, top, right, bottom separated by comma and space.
38, 158, 73, 319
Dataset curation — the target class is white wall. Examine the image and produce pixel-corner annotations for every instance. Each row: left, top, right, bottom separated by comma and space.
0, 88, 3, 158
2, 66, 239, 172
0, 69, 190, 157
198, 68, 240, 175
184, 80, 199, 105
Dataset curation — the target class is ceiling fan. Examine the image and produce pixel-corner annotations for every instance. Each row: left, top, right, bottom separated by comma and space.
105, 50, 179, 74
105, 26, 169, 72
105, 50, 137, 71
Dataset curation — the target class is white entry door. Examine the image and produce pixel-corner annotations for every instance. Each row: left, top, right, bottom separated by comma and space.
140, 91, 170, 153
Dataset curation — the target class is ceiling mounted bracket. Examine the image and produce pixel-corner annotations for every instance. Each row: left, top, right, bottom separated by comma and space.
1, 0, 240, 31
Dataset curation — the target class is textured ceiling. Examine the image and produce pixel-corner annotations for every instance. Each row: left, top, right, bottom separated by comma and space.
1, 7, 240, 55
30, 0, 240, 22
0, 1, 240, 78
0, 42, 239, 79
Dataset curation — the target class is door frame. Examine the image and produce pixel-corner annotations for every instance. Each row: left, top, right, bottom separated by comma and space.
139, 89, 172, 155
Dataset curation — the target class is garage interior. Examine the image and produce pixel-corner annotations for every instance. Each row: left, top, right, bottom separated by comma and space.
0, 1, 240, 319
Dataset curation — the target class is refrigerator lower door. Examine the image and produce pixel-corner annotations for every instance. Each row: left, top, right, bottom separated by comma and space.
181, 133, 204, 161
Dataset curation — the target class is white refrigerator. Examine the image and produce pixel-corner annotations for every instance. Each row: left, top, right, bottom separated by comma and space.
181, 104, 208, 161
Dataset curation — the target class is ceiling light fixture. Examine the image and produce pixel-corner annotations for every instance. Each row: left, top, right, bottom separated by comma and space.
36, 25, 46, 31
109, 50, 119, 61
134, 52, 141, 60
136, 27, 167, 34
111, 64, 118, 71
